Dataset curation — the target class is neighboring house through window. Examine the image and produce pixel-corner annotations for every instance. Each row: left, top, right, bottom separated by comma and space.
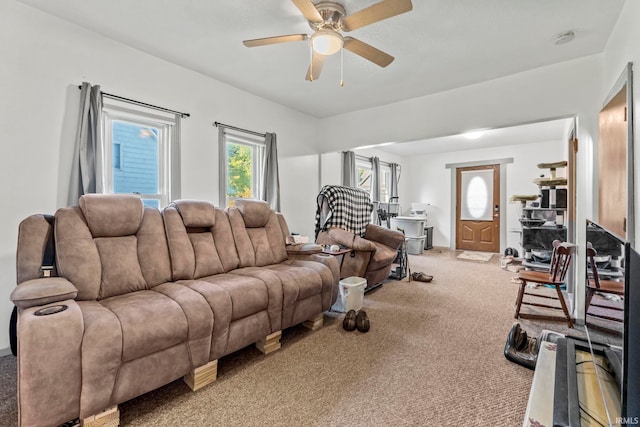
102, 99, 179, 208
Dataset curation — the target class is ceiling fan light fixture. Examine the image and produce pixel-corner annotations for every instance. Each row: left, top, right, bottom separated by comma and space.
311, 29, 343, 55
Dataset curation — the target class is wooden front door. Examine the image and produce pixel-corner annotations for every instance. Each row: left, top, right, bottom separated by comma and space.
456, 165, 500, 252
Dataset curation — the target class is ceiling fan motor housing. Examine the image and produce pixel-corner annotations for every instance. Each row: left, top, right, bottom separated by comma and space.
309, 2, 346, 31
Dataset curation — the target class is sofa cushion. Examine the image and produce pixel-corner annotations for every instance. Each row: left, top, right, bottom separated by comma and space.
193, 273, 269, 321
163, 206, 239, 280
234, 199, 271, 228
95, 236, 148, 299
100, 290, 188, 362
80, 194, 144, 238
172, 200, 216, 227
228, 207, 288, 267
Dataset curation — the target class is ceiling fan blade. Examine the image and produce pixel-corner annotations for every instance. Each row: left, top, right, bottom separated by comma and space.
305, 51, 327, 81
243, 34, 308, 47
343, 37, 394, 67
342, 0, 413, 32
292, 0, 323, 23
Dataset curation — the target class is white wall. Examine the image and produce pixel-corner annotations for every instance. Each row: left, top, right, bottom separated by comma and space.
403, 140, 567, 251
0, 2, 321, 351
602, 0, 640, 245
317, 55, 603, 152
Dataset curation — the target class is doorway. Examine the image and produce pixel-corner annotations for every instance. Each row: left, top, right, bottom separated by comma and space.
455, 164, 500, 252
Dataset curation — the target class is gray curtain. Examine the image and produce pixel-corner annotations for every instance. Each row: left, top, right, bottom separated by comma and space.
171, 116, 182, 201
371, 156, 381, 202
262, 132, 280, 211
371, 156, 381, 224
390, 162, 400, 199
68, 82, 103, 206
342, 151, 356, 187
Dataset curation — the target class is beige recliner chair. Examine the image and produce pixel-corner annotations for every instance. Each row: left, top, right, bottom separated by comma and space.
315, 185, 404, 291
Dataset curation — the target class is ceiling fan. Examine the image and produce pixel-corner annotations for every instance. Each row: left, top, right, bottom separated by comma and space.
242, 0, 413, 82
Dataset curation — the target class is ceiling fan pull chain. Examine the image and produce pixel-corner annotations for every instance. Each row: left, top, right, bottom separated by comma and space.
340, 46, 344, 87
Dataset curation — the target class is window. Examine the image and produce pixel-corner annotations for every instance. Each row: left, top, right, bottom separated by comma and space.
220, 131, 264, 207
380, 164, 392, 203
102, 100, 179, 208
356, 159, 372, 195
357, 159, 393, 203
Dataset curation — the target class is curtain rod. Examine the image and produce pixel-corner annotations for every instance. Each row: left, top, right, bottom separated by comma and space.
77, 85, 190, 118
354, 153, 398, 168
214, 121, 266, 138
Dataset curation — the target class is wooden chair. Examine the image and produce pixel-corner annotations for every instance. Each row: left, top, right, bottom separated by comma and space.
514, 240, 575, 328
585, 243, 624, 325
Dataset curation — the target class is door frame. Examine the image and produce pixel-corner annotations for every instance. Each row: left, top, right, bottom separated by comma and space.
455, 164, 501, 252
446, 157, 513, 252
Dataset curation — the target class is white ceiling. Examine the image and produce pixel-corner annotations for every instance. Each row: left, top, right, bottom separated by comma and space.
17, 0, 622, 157
19, 0, 624, 119
366, 117, 574, 156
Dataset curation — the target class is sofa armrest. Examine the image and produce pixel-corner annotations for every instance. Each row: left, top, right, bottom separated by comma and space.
288, 253, 340, 279
287, 243, 323, 255
320, 228, 377, 252
17, 299, 84, 426
364, 224, 405, 250
11, 277, 78, 309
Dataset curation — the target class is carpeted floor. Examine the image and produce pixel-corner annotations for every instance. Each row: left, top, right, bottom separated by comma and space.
2, 248, 614, 426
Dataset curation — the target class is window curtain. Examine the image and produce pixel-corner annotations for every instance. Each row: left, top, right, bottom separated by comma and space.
371, 156, 381, 202
342, 150, 356, 187
68, 82, 103, 206
370, 156, 381, 224
171, 115, 182, 201
390, 162, 400, 199
262, 132, 280, 212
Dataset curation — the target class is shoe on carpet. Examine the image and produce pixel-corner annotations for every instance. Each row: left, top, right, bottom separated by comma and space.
412, 272, 433, 282
355, 310, 370, 333
343, 310, 357, 331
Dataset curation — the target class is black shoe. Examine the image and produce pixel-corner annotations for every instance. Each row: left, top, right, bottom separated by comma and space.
343, 310, 357, 331
355, 310, 370, 333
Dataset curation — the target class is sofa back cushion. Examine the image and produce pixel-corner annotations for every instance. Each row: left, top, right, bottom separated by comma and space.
163, 200, 240, 280
55, 195, 172, 300
228, 199, 288, 267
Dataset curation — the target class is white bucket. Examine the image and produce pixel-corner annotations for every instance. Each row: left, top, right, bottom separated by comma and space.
390, 216, 426, 237
331, 277, 367, 313
406, 236, 426, 255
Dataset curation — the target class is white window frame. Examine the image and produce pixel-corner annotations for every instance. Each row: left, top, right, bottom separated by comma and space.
102, 100, 179, 208
219, 131, 265, 207
380, 164, 392, 203
356, 159, 372, 194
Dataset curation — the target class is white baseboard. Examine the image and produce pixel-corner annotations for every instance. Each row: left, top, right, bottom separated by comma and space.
0, 347, 12, 357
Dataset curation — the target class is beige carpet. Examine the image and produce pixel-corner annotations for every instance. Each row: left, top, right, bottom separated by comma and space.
1, 249, 551, 426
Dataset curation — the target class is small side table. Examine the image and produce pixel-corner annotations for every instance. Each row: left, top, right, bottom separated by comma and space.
322, 248, 352, 276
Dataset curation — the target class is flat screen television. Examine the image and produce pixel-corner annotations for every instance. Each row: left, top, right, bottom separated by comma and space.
622, 240, 639, 419
585, 220, 639, 421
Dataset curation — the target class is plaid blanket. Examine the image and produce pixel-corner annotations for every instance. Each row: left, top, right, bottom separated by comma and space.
315, 185, 373, 238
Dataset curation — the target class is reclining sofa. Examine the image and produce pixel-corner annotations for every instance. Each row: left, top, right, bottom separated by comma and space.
10, 194, 339, 427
